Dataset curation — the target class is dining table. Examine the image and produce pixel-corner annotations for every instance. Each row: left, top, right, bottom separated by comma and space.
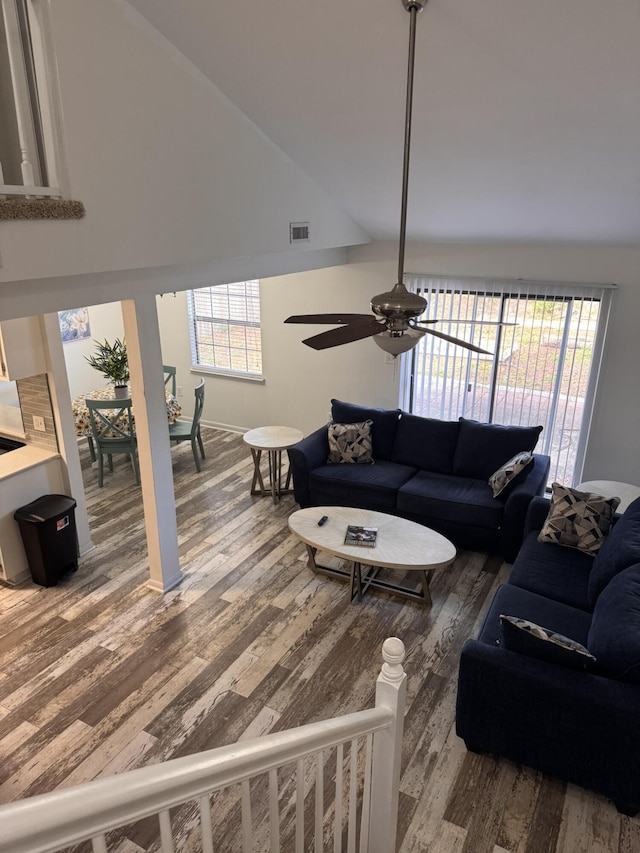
72, 387, 182, 437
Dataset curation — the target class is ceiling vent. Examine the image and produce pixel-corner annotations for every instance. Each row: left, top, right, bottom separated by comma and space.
290, 221, 310, 243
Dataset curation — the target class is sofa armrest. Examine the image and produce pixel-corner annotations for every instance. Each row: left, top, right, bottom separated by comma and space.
287, 424, 329, 507
456, 638, 640, 812
499, 453, 551, 562
523, 494, 553, 538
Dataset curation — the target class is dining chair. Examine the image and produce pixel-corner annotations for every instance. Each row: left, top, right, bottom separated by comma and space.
163, 365, 177, 397
86, 398, 140, 487
169, 379, 205, 472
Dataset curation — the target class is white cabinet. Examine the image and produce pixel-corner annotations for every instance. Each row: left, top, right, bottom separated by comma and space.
0, 317, 46, 380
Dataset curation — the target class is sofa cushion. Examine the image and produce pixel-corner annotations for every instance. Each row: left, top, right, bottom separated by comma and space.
588, 564, 640, 684
327, 420, 373, 464
538, 482, 620, 556
391, 414, 459, 474
452, 417, 543, 480
331, 400, 400, 461
477, 583, 592, 648
499, 615, 596, 671
507, 531, 593, 611
309, 460, 416, 511
397, 471, 503, 529
488, 451, 533, 498
588, 496, 640, 606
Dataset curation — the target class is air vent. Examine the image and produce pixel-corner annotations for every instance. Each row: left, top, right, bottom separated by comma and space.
290, 221, 310, 243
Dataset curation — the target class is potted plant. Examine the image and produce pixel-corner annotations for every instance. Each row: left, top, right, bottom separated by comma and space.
85, 338, 130, 398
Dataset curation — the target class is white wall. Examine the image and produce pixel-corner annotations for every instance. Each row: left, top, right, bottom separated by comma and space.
61, 303, 125, 400
156, 241, 640, 486
155, 268, 401, 435
0, 0, 368, 287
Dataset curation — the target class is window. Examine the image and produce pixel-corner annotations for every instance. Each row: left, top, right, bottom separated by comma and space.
188, 281, 262, 378
0, 0, 62, 197
401, 275, 615, 485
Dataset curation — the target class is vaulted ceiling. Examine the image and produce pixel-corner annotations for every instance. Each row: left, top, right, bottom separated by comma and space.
128, 0, 640, 245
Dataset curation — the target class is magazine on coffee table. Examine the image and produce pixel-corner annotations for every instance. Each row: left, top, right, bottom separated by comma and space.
344, 525, 378, 547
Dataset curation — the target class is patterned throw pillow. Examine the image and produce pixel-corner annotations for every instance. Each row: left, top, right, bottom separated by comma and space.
327, 420, 374, 464
499, 615, 596, 671
488, 451, 533, 498
537, 482, 620, 555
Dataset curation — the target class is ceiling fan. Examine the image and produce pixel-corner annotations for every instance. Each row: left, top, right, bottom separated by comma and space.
286, 0, 506, 357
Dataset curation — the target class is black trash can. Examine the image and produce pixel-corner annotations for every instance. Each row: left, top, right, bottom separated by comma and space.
14, 494, 78, 587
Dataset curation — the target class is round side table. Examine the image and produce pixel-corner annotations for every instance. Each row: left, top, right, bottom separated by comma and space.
243, 426, 304, 504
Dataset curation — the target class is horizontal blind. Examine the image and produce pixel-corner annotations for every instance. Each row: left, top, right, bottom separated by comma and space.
402, 274, 615, 484
188, 281, 262, 376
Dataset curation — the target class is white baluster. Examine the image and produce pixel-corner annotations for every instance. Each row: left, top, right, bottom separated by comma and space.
347, 738, 358, 853
269, 768, 280, 853
91, 835, 108, 853
1, 0, 41, 191
0, 159, 5, 198
367, 637, 407, 853
359, 733, 374, 853
241, 779, 252, 853
296, 757, 304, 853
158, 809, 175, 852
334, 743, 344, 853
199, 794, 214, 853
315, 749, 324, 852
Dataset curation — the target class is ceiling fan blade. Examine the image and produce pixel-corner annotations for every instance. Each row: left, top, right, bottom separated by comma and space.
422, 327, 492, 355
302, 318, 386, 350
285, 313, 372, 325
414, 320, 517, 327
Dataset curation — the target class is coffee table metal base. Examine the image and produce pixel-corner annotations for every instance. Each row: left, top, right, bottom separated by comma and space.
304, 544, 432, 605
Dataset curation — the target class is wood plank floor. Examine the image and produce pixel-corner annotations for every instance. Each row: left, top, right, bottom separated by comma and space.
0, 428, 638, 852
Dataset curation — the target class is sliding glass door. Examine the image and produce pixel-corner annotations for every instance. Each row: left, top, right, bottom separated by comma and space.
401, 276, 614, 485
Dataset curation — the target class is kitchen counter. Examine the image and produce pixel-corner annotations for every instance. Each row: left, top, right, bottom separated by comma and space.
0, 444, 60, 481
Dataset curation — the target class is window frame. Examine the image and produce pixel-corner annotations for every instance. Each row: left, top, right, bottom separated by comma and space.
0, 0, 67, 198
187, 281, 264, 382
400, 274, 615, 486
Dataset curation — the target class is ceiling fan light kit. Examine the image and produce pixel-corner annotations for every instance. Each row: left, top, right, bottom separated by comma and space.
374, 327, 426, 355
285, 0, 491, 357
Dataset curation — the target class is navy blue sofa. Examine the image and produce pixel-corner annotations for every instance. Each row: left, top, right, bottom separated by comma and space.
456, 495, 640, 814
287, 400, 550, 562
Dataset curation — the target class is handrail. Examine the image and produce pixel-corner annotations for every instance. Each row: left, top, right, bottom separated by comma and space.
0, 706, 393, 853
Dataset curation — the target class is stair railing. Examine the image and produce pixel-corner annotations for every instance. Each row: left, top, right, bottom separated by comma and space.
0, 637, 406, 853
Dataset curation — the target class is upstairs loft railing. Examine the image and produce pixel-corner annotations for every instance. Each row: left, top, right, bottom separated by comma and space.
0, 0, 62, 199
0, 638, 407, 853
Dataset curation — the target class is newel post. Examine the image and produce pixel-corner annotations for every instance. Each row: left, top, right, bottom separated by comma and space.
368, 637, 407, 853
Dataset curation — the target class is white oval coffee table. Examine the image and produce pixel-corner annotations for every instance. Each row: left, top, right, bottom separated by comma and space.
288, 506, 456, 606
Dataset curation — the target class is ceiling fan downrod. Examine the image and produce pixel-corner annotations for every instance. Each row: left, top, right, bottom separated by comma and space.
396, 0, 427, 290
370, 0, 428, 351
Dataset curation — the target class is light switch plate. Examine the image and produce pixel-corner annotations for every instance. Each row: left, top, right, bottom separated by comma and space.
33, 415, 46, 431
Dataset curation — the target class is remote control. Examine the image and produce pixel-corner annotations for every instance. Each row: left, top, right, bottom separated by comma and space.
317, 515, 328, 526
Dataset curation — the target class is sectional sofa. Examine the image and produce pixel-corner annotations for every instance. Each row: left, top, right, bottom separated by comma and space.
287, 399, 550, 562
456, 494, 640, 814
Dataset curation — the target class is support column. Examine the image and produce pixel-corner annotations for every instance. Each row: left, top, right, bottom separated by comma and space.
41, 313, 93, 556
121, 295, 183, 593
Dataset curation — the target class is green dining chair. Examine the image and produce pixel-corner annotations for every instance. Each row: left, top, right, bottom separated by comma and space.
86, 398, 140, 487
169, 379, 205, 472
163, 365, 177, 397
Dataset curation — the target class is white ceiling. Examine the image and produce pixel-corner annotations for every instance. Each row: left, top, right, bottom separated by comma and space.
128, 0, 640, 245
